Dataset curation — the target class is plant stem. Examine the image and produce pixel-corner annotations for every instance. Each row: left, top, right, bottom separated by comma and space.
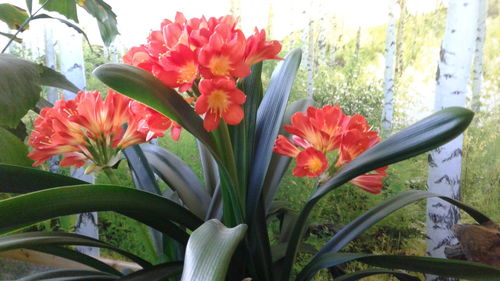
1, 0, 51, 53
102, 166, 121, 186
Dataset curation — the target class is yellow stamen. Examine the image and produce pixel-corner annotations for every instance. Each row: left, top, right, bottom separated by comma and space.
177, 61, 197, 83
208, 55, 232, 76
307, 156, 324, 173
207, 90, 229, 115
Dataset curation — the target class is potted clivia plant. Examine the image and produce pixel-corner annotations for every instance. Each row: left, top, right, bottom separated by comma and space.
0, 11, 498, 281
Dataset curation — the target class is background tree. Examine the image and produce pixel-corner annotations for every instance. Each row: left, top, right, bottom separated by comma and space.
425, 2, 478, 281
471, 0, 487, 112
381, 0, 397, 137
55, 25, 99, 257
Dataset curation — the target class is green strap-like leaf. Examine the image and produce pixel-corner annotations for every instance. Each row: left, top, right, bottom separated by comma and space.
0, 3, 29, 30
29, 245, 122, 276
315, 190, 490, 257
0, 128, 32, 166
93, 64, 218, 160
0, 232, 151, 269
247, 49, 302, 215
118, 262, 183, 281
262, 97, 313, 210
142, 144, 211, 219
279, 107, 475, 281
180, 219, 247, 281
297, 253, 500, 281
0, 184, 203, 241
331, 269, 420, 281
16, 269, 118, 281
197, 140, 219, 196
245, 49, 301, 281
0, 164, 87, 193
123, 145, 161, 195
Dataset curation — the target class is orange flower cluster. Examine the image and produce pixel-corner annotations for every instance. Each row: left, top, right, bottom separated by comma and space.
28, 90, 176, 172
273, 105, 387, 194
124, 12, 281, 131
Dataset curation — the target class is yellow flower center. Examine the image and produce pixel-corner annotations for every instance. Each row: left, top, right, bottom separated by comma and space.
177, 61, 197, 83
209, 55, 232, 76
207, 90, 230, 115
307, 156, 324, 173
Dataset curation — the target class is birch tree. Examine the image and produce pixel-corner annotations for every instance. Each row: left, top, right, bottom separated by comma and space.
44, 25, 60, 174
56, 26, 99, 257
381, 0, 397, 137
471, 0, 487, 112
306, 8, 315, 98
426, 2, 478, 280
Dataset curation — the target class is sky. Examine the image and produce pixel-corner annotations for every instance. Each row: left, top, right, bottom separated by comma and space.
0, 0, 442, 48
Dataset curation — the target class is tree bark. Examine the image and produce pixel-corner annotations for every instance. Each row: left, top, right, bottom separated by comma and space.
381, 0, 397, 137
426, 1, 478, 280
56, 26, 99, 257
43, 24, 60, 174
306, 10, 315, 98
471, 0, 487, 112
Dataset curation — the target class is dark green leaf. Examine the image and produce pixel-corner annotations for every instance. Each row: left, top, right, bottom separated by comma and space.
17, 269, 118, 281
0, 54, 79, 127
0, 185, 203, 242
30, 245, 122, 276
41, 0, 78, 22
0, 31, 22, 43
262, 97, 313, 209
297, 253, 500, 281
118, 262, 183, 281
78, 0, 118, 46
180, 219, 247, 281
0, 54, 41, 127
315, 190, 490, 256
123, 145, 161, 195
93, 64, 219, 160
32, 14, 93, 50
0, 164, 86, 193
25, 0, 33, 14
1, 121, 27, 140
247, 49, 302, 214
0, 232, 151, 268
331, 269, 419, 281
313, 107, 474, 200
0, 128, 32, 166
0, 4, 29, 30
197, 140, 219, 196
142, 144, 211, 219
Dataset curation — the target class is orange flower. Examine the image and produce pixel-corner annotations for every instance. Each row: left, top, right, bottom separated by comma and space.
195, 78, 246, 131
245, 28, 282, 66
28, 90, 174, 172
284, 105, 345, 153
124, 12, 282, 131
293, 148, 328, 178
198, 26, 250, 78
273, 104, 388, 193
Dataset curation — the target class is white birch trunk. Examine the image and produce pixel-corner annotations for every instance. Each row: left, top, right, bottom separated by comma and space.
306, 13, 315, 98
56, 26, 99, 257
471, 0, 487, 112
44, 25, 60, 174
381, 0, 397, 137
426, 1, 478, 280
